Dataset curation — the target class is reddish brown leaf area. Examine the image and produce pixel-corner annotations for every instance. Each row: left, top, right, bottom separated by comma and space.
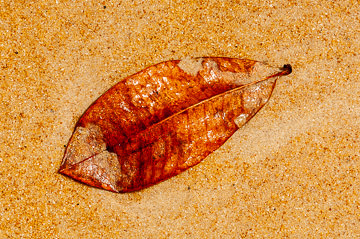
59, 57, 292, 192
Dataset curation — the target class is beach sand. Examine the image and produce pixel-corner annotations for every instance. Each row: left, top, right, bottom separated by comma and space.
1, 0, 359, 237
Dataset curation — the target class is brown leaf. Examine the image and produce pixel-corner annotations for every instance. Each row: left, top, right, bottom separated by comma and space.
59, 57, 292, 192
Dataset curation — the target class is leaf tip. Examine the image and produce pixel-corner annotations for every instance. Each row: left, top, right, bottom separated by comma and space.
58, 157, 121, 193
59, 125, 123, 193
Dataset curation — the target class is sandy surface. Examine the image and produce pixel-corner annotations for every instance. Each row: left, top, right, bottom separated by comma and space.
1, 0, 359, 238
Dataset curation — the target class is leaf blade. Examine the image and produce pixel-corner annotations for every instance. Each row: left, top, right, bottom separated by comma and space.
59, 57, 292, 192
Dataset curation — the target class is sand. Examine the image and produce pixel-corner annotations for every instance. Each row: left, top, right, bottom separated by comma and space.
1, 0, 359, 238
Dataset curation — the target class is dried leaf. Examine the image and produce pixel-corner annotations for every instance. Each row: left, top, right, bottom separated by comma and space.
59, 57, 292, 192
